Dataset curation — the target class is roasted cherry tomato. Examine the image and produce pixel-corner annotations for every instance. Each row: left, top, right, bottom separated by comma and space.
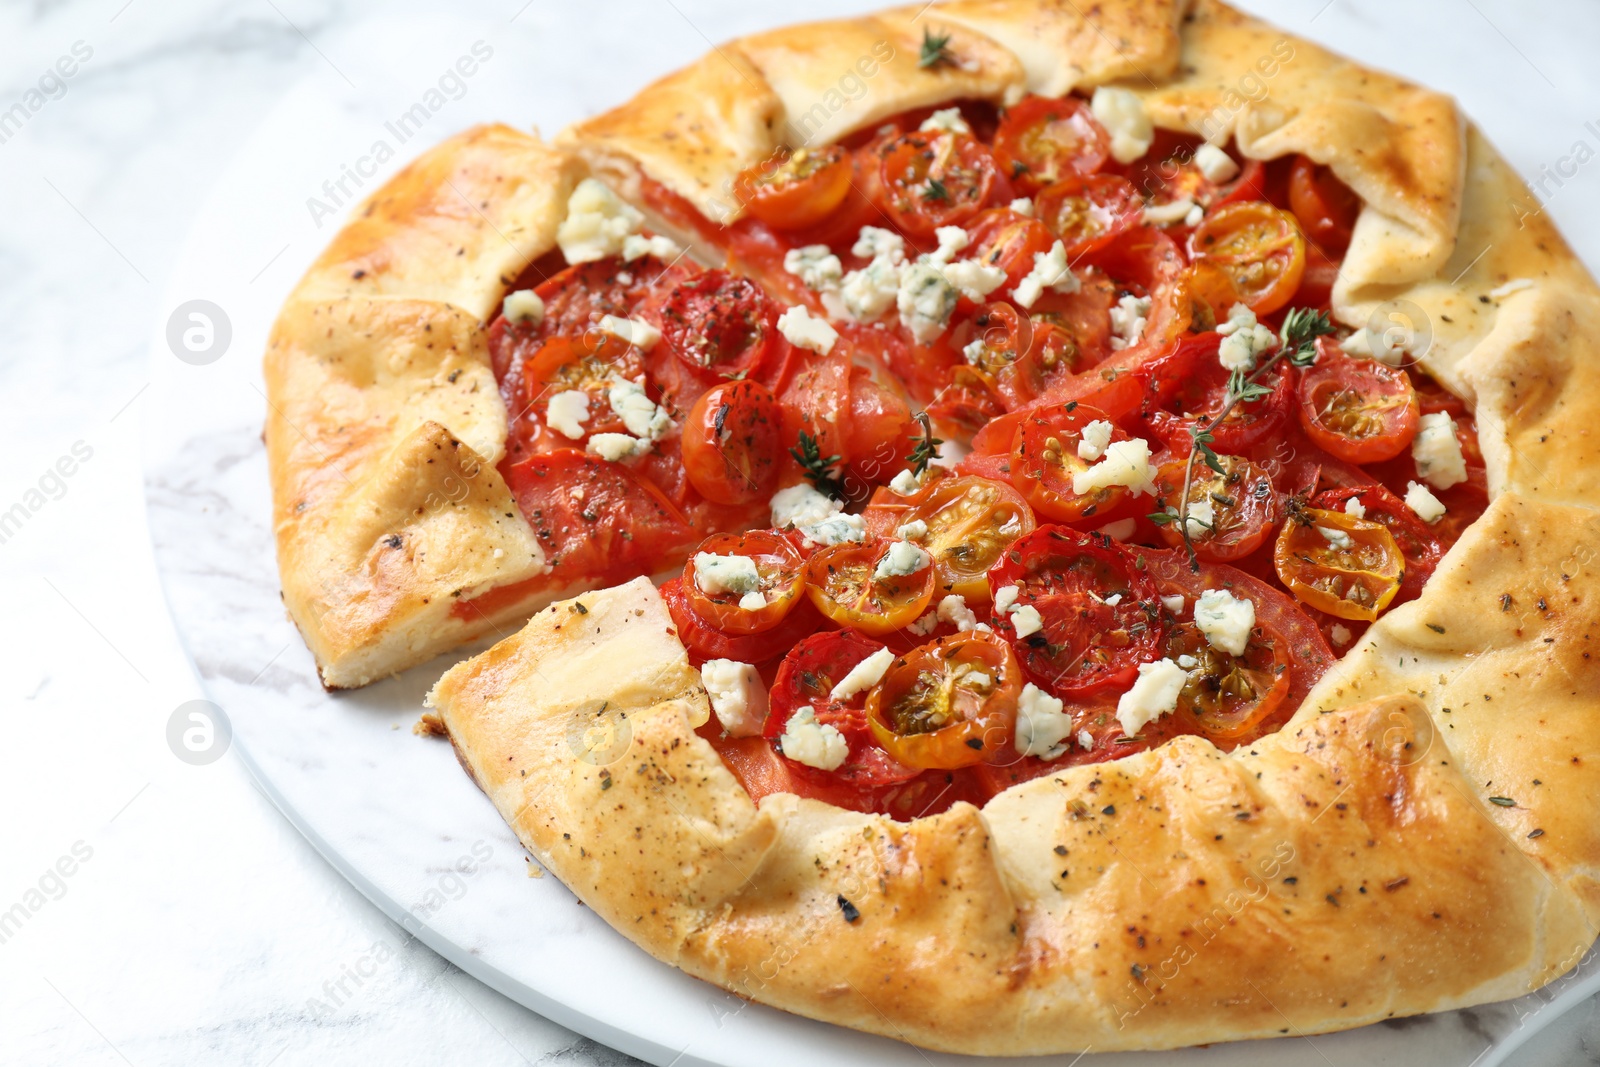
1166, 621, 1290, 741
519, 332, 646, 443
1143, 333, 1293, 456
1152, 454, 1281, 562
951, 301, 1092, 410
1188, 202, 1307, 315
767, 630, 890, 731
866, 632, 1022, 769
803, 539, 938, 636
1296, 345, 1420, 464
926, 367, 1007, 439
987, 526, 1165, 696
680, 380, 786, 505
1311, 484, 1443, 604
659, 270, 779, 386
992, 95, 1110, 193
681, 530, 805, 635
731, 145, 855, 230
862, 475, 1035, 600
1120, 131, 1265, 212
962, 208, 1057, 294
1034, 173, 1143, 259
876, 130, 999, 238
662, 576, 824, 664
1011, 402, 1134, 524
1273, 507, 1405, 621
1288, 155, 1360, 254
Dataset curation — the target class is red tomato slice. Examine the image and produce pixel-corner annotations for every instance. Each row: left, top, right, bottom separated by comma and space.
992, 95, 1110, 192
987, 526, 1166, 697
1288, 155, 1361, 255
503, 450, 697, 588
1034, 173, 1142, 259
661, 576, 824, 665
656, 270, 780, 397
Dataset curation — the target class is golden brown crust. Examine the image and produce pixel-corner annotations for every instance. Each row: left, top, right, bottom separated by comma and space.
265, 126, 591, 688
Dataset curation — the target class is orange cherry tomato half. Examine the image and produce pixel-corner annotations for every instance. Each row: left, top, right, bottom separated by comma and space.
1311, 483, 1442, 605
1273, 507, 1404, 621
522, 332, 646, 442
732, 145, 854, 230
682, 530, 806, 635
992, 95, 1110, 193
1034, 173, 1143, 259
1166, 621, 1290, 742
803, 539, 938, 636
1011, 402, 1132, 524
1188, 201, 1307, 315
1152, 454, 1281, 562
1287, 155, 1361, 254
1296, 347, 1420, 465
680, 380, 786, 505
863, 475, 1036, 600
866, 632, 1023, 769
876, 130, 999, 238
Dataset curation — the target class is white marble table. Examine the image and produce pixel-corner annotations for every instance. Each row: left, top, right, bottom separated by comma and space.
2, 1, 1599, 1064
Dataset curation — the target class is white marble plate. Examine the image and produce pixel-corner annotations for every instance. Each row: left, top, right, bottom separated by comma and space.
143, 6, 1599, 1065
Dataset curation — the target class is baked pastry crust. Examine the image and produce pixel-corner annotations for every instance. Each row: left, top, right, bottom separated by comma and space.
418, 0, 1600, 1053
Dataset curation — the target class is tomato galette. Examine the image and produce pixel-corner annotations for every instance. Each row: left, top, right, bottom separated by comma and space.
267, 0, 1600, 1055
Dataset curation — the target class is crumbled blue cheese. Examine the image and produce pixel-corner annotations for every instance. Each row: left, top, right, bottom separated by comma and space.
1015, 683, 1073, 760
1404, 480, 1447, 524
1012, 240, 1078, 309
929, 226, 971, 264
738, 591, 767, 611
897, 261, 958, 343
1176, 654, 1199, 670
896, 519, 929, 541
963, 338, 989, 365
1077, 729, 1094, 751
1412, 412, 1467, 490
1216, 303, 1276, 371
1193, 588, 1255, 657
1109, 293, 1152, 350
1010, 604, 1044, 639
770, 483, 839, 528
1184, 496, 1215, 539
888, 469, 924, 495
936, 594, 990, 633
621, 233, 681, 263
1318, 525, 1354, 551
597, 314, 660, 350
1340, 326, 1406, 367
700, 659, 767, 737
1343, 496, 1367, 519
874, 540, 932, 580
799, 513, 868, 546
1072, 438, 1158, 497
1488, 278, 1534, 301
853, 226, 907, 263
1143, 198, 1197, 226
838, 259, 902, 322
1160, 594, 1185, 614
783, 244, 844, 292
1097, 517, 1137, 541
906, 611, 940, 636
1115, 657, 1186, 736
1091, 87, 1154, 164
943, 258, 1008, 302
920, 107, 971, 135
830, 647, 896, 700
586, 432, 650, 462
1330, 624, 1353, 647
1192, 143, 1240, 183
778, 706, 848, 770
502, 289, 544, 326
994, 585, 1020, 614
545, 390, 590, 440
608, 380, 671, 439
1009, 197, 1034, 217
556, 178, 644, 264
693, 553, 762, 596
777, 305, 838, 354
1076, 419, 1114, 462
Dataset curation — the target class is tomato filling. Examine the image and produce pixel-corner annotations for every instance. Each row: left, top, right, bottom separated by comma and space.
470, 92, 1489, 817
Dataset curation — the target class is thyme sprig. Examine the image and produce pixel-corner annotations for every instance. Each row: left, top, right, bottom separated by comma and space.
1148, 308, 1333, 571
907, 411, 944, 474
790, 429, 843, 497
919, 28, 954, 69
